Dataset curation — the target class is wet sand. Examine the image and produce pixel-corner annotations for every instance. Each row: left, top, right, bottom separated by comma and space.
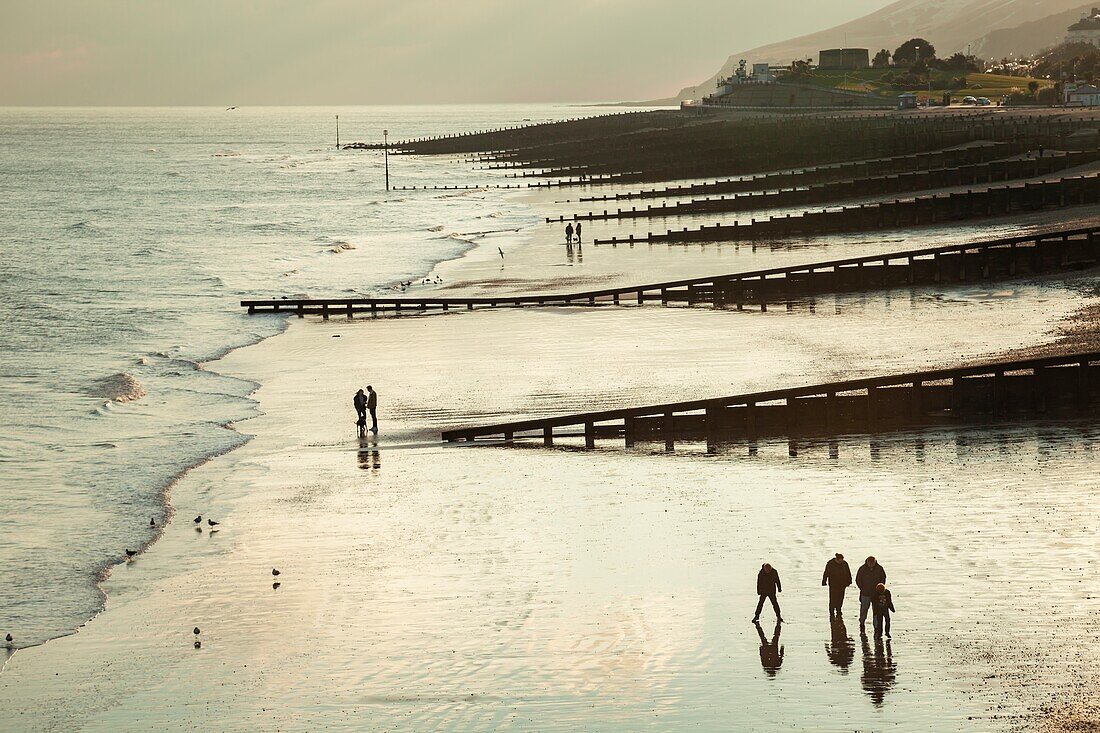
4, 159, 1100, 731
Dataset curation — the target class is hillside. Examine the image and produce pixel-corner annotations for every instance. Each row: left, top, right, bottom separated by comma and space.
971, 3, 1093, 60
665, 0, 1084, 103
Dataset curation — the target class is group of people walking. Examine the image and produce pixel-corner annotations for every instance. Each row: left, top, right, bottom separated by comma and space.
564, 222, 582, 244
754, 554, 896, 639
352, 386, 379, 436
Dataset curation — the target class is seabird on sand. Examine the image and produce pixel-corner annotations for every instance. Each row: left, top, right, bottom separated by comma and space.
272, 581, 281, 590
125, 549, 137, 559
272, 568, 281, 576
207, 519, 219, 527
194, 627, 200, 636
193, 515, 202, 524
149, 517, 155, 527
5, 633, 12, 644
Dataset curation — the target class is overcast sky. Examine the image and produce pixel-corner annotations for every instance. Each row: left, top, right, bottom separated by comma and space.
0, 0, 894, 105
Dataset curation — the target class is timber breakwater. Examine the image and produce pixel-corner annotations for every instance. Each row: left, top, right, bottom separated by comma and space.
321, 107, 1100, 446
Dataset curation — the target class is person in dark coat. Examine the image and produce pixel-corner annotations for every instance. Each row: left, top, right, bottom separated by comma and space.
753, 563, 783, 623
565, 223, 574, 243
872, 583, 895, 639
575, 222, 582, 243
856, 556, 886, 627
353, 389, 367, 433
822, 552, 853, 618
366, 385, 378, 434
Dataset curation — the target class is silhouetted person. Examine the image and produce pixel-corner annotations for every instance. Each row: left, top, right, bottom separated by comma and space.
822, 552, 852, 618
872, 582, 895, 639
754, 621, 783, 678
366, 385, 378, 434
353, 389, 367, 434
856, 556, 886, 628
753, 563, 783, 623
826, 617, 855, 673
860, 633, 897, 707
565, 223, 574, 243
575, 222, 582, 243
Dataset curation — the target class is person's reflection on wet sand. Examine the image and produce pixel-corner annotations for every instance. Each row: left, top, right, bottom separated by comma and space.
357, 436, 381, 473
826, 617, 854, 673
860, 633, 897, 706
754, 621, 783, 678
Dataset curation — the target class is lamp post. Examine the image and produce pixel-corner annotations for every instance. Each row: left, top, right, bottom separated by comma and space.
335, 115, 340, 149
383, 129, 390, 192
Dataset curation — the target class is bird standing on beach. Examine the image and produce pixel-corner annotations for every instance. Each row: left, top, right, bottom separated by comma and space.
193, 627, 201, 636
125, 549, 137, 559
150, 517, 156, 527
272, 582, 281, 590
498, 247, 505, 259
272, 568, 281, 577
207, 519, 219, 528
5, 633, 12, 646
193, 515, 202, 524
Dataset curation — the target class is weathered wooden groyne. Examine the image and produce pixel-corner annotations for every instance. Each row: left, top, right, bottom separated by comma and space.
241, 226, 1099, 317
440, 352, 1100, 448
595, 174, 1100, 245
574, 143, 1013, 203
558, 150, 1099, 223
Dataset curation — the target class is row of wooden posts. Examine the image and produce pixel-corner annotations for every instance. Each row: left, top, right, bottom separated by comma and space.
594, 175, 1100, 245
441, 352, 1100, 448
241, 225, 1100, 318
555, 151, 1094, 224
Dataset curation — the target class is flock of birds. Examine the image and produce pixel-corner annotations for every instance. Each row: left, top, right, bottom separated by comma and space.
391, 275, 444, 293
109, 513, 284, 652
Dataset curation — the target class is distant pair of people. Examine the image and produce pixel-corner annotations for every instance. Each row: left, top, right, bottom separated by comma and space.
564, 222, 582, 244
755, 555, 896, 639
353, 386, 378, 435
822, 554, 895, 638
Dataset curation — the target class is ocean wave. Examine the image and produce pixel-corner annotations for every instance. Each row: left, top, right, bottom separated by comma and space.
212, 150, 240, 157
87, 372, 147, 405
427, 225, 445, 232
65, 221, 101, 235
328, 242, 355, 254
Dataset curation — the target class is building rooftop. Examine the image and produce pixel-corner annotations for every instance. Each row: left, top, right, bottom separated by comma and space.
1069, 8, 1100, 31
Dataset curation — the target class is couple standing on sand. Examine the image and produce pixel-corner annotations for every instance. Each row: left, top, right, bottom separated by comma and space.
353, 386, 378, 435
754, 554, 896, 639
564, 222, 582, 244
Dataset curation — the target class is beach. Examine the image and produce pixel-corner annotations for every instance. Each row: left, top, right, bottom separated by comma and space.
3, 106, 1100, 732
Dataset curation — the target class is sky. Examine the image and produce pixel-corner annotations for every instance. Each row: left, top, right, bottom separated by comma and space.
0, 0, 895, 105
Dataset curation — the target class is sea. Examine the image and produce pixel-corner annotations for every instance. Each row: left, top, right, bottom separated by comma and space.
0, 105, 633, 649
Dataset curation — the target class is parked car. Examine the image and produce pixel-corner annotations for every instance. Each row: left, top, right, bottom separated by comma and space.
962, 95, 978, 105
977, 97, 992, 106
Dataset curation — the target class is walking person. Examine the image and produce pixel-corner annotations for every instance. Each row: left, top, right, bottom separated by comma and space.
353, 389, 367, 435
753, 563, 783, 623
856, 556, 886, 629
366, 385, 378, 434
822, 552, 853, 618
574, 222, 582, 244
872, 583, 895, 639
565, 223, 574, 244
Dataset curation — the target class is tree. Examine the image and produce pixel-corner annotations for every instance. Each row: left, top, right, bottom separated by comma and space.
941, 52, 980, 72
872, 49, 892, 68
1028, 80, 1040, 97
894, 38, 936, 66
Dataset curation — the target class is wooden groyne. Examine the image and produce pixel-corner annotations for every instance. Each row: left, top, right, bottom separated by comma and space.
241, 226, 1100, 317
557, 151, 1096, 224
574, 143, 1013, 203
594, 175, 1100, 245
440, 352, 1100, 448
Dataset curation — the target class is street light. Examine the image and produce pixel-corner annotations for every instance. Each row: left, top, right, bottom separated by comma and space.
383, 129, 389, 192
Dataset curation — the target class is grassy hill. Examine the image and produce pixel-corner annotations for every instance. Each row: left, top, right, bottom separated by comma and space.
791, 69, 1053, 101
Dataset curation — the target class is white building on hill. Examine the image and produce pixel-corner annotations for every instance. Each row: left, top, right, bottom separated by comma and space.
1066, 8, 1100, 46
